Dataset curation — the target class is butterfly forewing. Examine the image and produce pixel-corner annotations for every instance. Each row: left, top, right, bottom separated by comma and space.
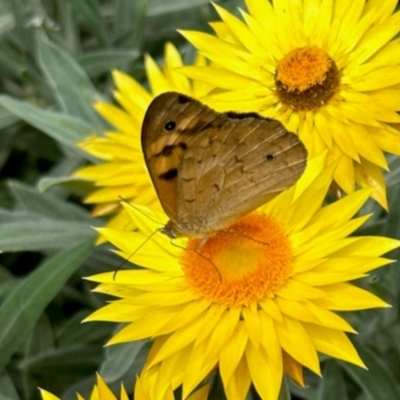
141, 92, 218, 221
141, 92, 307, 238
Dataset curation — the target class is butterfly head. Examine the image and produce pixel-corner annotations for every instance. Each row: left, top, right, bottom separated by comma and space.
160, 219, 210, 239
160, 221, 179, 239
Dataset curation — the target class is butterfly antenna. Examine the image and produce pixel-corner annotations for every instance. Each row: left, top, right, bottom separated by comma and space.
113, 229, 161, 280
118, 195, 164, 226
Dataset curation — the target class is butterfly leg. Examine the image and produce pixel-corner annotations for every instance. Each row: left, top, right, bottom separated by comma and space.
225, 228, 269, 246
193, 238, 222, 281
169, 238, 222, 281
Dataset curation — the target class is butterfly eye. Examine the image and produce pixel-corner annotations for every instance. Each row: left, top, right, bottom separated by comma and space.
164, 121, 176, 131
266, 154, 274, 161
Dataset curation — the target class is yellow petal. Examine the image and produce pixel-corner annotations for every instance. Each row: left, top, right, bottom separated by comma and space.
182, 341, 217, 398
96, 374, 118, 400
276, 297, 356, 332
242, 306, 262, 347
39, 389, 60, 400
93, 102, 137, 135
156, 299, 211, 336
224, 355, 251, 400
145, 54, 171, 95
112, 70, 151, 109
354, 158, 388, 209
179, 65, 257, 89
194, 304, 226, 344
187, 384, 211, 400
246, 341, 282, 400
304, 324, 366, 368
313, 283, 390, 310
214, 3, 267, 57
277, 279, 325, 300
163, 42, 190, 93
220, 322, 248, 385
283, 351, 304, 387
275, 315, 321, 375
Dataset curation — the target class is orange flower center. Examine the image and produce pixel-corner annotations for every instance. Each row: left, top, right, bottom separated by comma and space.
182, 213, 293, 307
275, 46, 340, 110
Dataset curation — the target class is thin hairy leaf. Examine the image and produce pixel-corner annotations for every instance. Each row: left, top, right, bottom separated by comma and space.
340, 344, 400, 400
79, 49, 139, 77
0, 96, 93, 149
0, 240, 94, 374
36, 32, 105, 129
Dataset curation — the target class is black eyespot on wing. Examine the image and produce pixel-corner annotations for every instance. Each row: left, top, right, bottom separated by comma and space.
164, 121, 176, 131
266, 154, 274, 161
225, 111, 267, 120
179, 142, 188, 150
158, 168, 178, 181
178, 94, 191, 104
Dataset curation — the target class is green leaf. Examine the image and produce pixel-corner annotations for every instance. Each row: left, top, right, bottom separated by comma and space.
278, 378, 291, 400
26, 314, 55, 358
0, 13, 15, 36
37, 176, 85, 193
79, 49, 140, 77
148, 0, 215, 16
114, 0, 147, 48
316, 361, 348, 400
0, 239, 94, 374
0, 372, 19, 400
19, 344, 102, 372
385, 183, 400, 239
66, 0, 109, 47
0, 43, 36, 80
386, 156, 400, 187
56, 311, 113, 347
8, 180, 89, 221
0, 268, 20, 298
62, 376, 96, 400
36, 31, 106, 130
339, 344, 400, 400
0, 95, 94, 149
0, 218, 96, 252
100, 340, 148, 383
0, 182, 99, 251
288, 380, 317, 400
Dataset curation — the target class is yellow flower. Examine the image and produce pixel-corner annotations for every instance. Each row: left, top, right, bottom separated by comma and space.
178, 0, 400, 209
39, 374, 210, 400
39, 374, 129, 400
74, 43, 212, 239
85, 154, 399, 400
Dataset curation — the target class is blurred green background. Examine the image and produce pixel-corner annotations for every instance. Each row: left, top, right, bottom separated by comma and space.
0, 1, 400, 399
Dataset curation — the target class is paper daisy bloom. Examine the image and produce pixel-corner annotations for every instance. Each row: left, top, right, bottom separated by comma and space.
179, 0, 400, 209
74, 43, 211, 237
39, 374, 210, 400
85, 155, 399, 400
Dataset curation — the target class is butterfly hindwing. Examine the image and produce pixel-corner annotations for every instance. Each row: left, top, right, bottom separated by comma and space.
178, 112, 307, 231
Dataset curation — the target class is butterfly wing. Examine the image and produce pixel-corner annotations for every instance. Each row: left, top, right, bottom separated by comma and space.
141, 92, 218, 222
178, 111, 307, 233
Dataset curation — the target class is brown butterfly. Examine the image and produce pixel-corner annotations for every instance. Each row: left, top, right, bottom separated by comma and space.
141, 92, 307, 239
